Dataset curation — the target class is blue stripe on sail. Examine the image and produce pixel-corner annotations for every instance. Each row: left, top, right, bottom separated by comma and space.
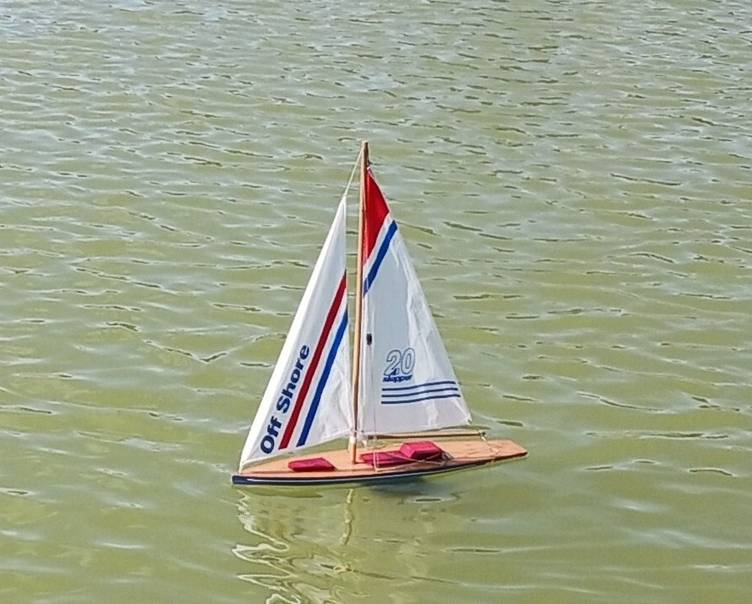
363, 220, 398, 295
382, 387, 460, 400
296, 311, 348, 447
382, 380, 458, 392
381, 392, 461, 405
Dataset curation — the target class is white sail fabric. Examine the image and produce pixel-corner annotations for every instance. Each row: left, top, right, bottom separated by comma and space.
239, 199, 351, 469
358, 170, 471, 436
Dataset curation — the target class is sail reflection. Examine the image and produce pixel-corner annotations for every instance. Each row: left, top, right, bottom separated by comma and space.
233, 483, 464, 602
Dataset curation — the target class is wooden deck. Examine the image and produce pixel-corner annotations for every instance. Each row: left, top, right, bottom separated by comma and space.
232, 438, 527, 486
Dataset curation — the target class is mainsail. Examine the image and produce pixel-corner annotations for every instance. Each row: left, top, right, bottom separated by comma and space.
357, 168, 472, 436
238, 198, 351, 469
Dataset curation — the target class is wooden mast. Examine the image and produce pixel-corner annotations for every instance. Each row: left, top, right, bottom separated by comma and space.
349, 140, 368, 464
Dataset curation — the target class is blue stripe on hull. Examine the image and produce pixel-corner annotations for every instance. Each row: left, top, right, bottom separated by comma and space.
232, 453, 526, 487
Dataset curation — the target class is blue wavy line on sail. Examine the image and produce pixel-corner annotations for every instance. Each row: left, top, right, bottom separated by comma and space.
382, 387, 460, 400
382, 380, 458, 392
381, 392, 461, 405
296, 311, 349, 447
363, 220, 398, 295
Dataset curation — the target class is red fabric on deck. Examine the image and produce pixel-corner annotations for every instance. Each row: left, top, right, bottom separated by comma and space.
288, 457, 335, 472
360, 450, 409, 468
399, 441, 445, 461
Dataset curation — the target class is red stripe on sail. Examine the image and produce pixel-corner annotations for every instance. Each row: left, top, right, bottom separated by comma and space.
279, 273, 346, 449
362, 168, 391, 264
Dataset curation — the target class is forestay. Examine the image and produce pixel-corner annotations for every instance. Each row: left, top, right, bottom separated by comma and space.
358, 169, 472, 436
238, 198, 351, 469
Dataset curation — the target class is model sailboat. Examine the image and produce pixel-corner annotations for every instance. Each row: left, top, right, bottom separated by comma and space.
233, 142, 527, 486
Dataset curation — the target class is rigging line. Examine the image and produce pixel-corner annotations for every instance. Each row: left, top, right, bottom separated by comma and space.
340, 147, 362, 202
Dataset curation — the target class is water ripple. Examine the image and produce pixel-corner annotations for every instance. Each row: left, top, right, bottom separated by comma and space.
2, 0, 751, 602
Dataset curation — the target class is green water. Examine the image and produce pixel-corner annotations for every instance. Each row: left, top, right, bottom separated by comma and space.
2, 1, 751, 602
